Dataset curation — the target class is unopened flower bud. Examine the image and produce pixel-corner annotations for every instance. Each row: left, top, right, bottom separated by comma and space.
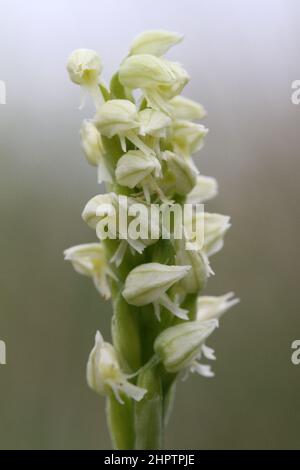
197, 292, 239, 322
169, 95, 206, 121
186, 175, 218, 204
154, 319, 217, 373
116, 150, 161, 189
64, 243, 116, 299
67, 49, 102, 86
123, 263, 191, 320
87, 331, 147, 403
203, 213, 231, 256
129, 30, 183, 57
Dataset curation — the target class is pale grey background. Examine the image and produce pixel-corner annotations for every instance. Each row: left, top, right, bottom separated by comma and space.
0, 0, 299, 449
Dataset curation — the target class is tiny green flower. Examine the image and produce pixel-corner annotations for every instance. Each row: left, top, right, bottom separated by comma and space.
64, 243, 116, 299
154, 319, 217, 374
122, 263, 191, 320
129, 30, 183, 57
87, 331, 147, 403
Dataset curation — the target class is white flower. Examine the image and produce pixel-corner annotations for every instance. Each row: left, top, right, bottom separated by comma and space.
115, 150, 161, 201
203, 213, 231, 256
122, 263, 191, 320
176, 247, 213, 294
184, 211, 230, 256
82, 194, 160, 265
186, 175, 218, 204
95, 99, 154, 156
67, 49, 102, 86
129, 30, 183, 57
138, 108, 171, 138
170, 121, 208, 158
196, 292, 239, 322
80, 120, 112, 183
82, 193, 117, 229
64, 243, 116, 299
87, 331, 147, 404
154, 319, 218, 374
161, 151, 198, 196
67, 49, 103, 108
119, 54, 189, 114
169, 95, 206, 121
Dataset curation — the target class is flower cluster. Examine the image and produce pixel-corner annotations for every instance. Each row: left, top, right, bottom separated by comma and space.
64, 30, 238, 449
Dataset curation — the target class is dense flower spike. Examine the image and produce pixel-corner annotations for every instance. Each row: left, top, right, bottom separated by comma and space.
65, 30, 238, 450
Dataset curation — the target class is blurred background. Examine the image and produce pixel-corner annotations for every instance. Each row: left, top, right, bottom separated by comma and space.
0, 0, 299, 449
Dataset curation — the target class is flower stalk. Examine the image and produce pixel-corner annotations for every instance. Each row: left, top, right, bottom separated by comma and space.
64, 30, 238, 450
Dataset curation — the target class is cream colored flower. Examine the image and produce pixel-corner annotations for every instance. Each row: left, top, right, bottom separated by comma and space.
196, 292, 239, 322
119, 54, 189, 114
129, 30, 183, 57
123, 263, 191, 320
67, 49, 103, 108
169, 95, 206, 121
171, 120, 208, 157
64, 243, 116, 299
115, 150, 161, 201
87, 331, 147, 403
186, 175, 218, 204
154, 319, 217, 374
80, 120, 112, 183
161, 151, 198, 196
96, 99, 154, 156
